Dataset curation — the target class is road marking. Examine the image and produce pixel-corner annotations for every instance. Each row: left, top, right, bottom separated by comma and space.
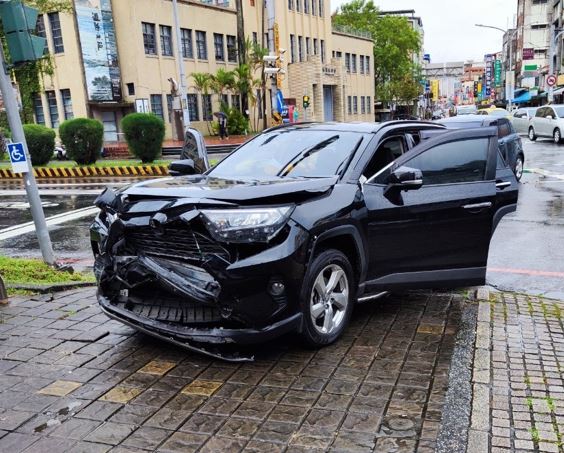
527, 168, 564, 181
0, 206, 99, 241
489, 267, 564, 278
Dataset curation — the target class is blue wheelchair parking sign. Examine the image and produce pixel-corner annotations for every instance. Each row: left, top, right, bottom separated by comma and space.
7, 142, 30, 173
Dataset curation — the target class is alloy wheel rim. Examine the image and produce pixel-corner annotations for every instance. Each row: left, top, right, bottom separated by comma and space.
529, 129, 535, 139
556, 131, 561, 143
310, 264, 349, 335
515, 158, 523, 179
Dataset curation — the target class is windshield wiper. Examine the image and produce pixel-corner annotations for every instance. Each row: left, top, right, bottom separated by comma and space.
277, 135, 340, 177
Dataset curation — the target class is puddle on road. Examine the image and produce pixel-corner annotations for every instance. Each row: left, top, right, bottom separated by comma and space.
34, 418, 61, 433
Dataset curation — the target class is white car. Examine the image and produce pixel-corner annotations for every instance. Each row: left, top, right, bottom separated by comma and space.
511, 107, 538, 135
528, 104, 564, 143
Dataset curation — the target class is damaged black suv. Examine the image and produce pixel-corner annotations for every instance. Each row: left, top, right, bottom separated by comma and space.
91, 122, 518, 360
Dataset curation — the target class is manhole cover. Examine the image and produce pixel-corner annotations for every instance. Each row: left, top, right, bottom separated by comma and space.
387, 416, 415, 431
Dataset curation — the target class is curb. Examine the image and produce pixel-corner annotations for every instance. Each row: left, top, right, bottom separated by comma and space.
7, 281, 96, 294
0, 164, 170, 179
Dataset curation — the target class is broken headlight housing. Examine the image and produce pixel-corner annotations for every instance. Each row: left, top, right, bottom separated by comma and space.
201, 206, 294, 243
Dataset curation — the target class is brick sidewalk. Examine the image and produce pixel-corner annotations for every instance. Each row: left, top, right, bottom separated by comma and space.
0, 288, 461, 452
468, 292, 564, 453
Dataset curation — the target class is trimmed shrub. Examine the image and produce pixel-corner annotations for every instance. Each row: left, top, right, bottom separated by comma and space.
0, 127, 11, 160
220, 105, 249, 136
121, 113, 165, 163
59, 118, 104, 165
23, 124, 55, 166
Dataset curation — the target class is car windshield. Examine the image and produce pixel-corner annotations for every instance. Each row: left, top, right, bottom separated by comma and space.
209, 129, 364, 179
554, 107, 564, 117
490, 109, 509, 117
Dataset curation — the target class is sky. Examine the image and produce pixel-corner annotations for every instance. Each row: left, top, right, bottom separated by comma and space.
330, 0, 518, 63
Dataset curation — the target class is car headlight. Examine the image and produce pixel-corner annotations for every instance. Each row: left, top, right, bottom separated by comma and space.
201, 206, 294, 243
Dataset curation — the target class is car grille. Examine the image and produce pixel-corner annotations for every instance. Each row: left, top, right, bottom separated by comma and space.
115, 294, 222, 324
125, 225, 231, 263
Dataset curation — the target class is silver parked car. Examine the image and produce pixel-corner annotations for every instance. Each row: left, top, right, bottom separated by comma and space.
528, 104, 564, 143
511, 107, 538, 135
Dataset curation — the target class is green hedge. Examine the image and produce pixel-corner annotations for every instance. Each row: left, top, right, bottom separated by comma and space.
59, 118, 104, 165
0, 127, 11, 160
23, 124, 55, 166
121, 113, 165, 163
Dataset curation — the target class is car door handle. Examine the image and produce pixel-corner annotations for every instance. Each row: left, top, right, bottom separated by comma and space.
463, 202, 492, 210
496, 181, 511, 189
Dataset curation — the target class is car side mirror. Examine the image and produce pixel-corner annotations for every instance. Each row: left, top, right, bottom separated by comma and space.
387, 166, 423, 191
547, 115, 553, 120
169, 159, 197, 176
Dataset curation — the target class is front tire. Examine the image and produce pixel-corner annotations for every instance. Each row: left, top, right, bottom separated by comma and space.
514, 154, 524, 181
528, 127, 537, 141
555, 128, 562, 144
300, 249, 354, 347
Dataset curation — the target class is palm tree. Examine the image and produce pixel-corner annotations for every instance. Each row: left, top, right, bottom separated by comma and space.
191, 72, 213, 134
211, 68, 236, 109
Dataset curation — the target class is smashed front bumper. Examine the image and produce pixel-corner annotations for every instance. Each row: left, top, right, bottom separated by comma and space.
91, 208, 309, 361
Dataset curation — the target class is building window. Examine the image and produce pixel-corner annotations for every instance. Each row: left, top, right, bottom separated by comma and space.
298, 36, 304, 62
221, 94, 229, 107
151, 94, 164, 119
256, 89, 263, 119
347, 96, 352, 115
290, 34, 296, 63
227, 35, 237, 62
167, 94, 173, 122
361, 96, 365, 114
353, 96, 358, 114
46, 91, 59, 128
187, 94, 199, 121
181, 28, 193, 58
345, 53, 351, 72
202, 94, 213, 120
296, 0, 301, 12
160, 25, 173, 56
232, 94, 240, 112
531, 24, 548, 29
365, 55, 370, 74
127, 83, 135, 96
366, 96, 371, 114
142, 22, 156, 55
35, 15, 49, 55
48, 13, 64, 54
252, 32, 258, 44
33, 94, 45, 125
311, 0, 316, 15
214, 33, 225, 61
336, 51, 342, 59
351, 54, 357, 73
304, 0, 310, 13
288, 0, 294, 10
320, 39, 325, 63
306, 37, 311, 55
360, 55, 365, 74
313, 38, 318, 55
196, 31, 207, 60
60, 89, 73, 120
319, 0, 324, 16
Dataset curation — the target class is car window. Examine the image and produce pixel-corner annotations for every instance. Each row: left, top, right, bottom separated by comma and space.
536, 107, 546, 118
547, 108, 556, 118
401, 138, 489, 185
527, 108, 537, 118
362, 136, 406, 180
209, 129, 364, 179
497, 149, 508, 170
513, 110, 523, 118
498, 120, 511, 138
552, 107, 564, 118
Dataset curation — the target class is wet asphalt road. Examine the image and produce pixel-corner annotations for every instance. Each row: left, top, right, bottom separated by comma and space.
0, 141, 562, 298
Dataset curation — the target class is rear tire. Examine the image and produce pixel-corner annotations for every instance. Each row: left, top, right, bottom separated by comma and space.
299, 249, 354, 347
514, 154, 524, 181
528, 127, 537, 141
554, 128, 562, 144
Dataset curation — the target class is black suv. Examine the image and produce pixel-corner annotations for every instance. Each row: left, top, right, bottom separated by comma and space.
91, 122, 518, 360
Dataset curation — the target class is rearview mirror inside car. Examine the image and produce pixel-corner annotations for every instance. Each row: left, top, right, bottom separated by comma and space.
169, 159, 196, 176
387, 166, 423, 191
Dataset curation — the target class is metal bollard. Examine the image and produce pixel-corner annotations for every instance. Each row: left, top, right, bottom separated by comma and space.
0, 274, 8, 305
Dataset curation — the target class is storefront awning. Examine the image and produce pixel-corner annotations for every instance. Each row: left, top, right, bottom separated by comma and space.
553, 87, 564, 96
512, 91, 531, 104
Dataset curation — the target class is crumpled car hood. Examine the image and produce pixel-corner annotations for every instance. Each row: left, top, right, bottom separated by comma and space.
120, 174, 338, 204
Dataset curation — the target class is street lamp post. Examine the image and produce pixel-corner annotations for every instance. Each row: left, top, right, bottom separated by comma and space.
172, 0, 190, 132
475, 24, 517, 110
548, 25, 564, 103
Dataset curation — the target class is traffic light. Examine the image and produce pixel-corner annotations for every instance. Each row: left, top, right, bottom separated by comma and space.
0, 0, 46, 64
303, 95, 310, 109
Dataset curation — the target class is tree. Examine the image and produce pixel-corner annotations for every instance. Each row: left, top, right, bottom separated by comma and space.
333, 0, 422, 111
191, 72, 213, 134
210, 68, 235, 106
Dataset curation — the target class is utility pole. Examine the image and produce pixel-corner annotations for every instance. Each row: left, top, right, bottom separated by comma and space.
548, 26, 564, 103
172, 0, 190, 131
265, 0, 278, 121
0, 45, 55, 265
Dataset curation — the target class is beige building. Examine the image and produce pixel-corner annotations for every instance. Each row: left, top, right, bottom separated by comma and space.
33, 0, 374, 141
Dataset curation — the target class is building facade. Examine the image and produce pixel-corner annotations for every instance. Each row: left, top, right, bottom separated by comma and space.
32, 0, 374, 141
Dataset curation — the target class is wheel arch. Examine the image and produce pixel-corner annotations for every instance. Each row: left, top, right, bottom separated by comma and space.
308, 226, 367, 289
